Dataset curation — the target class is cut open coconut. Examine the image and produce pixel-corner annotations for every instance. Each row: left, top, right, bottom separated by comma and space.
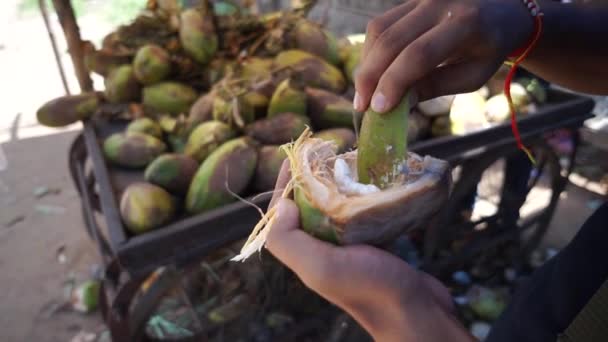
232, 128, 451, 262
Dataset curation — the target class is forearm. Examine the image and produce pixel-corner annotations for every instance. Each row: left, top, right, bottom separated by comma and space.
342, 282, 476, 342
359, 301, 476, 342
522, 1, 608, 94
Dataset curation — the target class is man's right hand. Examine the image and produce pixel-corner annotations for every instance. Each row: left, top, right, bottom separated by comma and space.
353, 0, 535, 114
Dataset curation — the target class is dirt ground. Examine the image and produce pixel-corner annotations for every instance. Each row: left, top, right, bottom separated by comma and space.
0, 131, 105, 342
0, 1, 606, 341
0, 2, 109, 340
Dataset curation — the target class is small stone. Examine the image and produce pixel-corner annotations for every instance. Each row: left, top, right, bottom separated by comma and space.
34, 186, 61, 198
452, 271, 472, 286
467, 286, 507, 321
504, 268, 517, 283
453, 295, 469, 306
4, 215, 24, 228
545, 248, 559, 260
470, 321, 492, 341
35, 204, 66, 215
529, 249, 545, 268
56, 245, 67, 264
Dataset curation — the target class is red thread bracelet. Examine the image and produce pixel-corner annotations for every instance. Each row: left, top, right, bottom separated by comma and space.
504, 0, 543, 164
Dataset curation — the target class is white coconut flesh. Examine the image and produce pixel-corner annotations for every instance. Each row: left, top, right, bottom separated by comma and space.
296, 138, 449, 223
333, 158, 380, 196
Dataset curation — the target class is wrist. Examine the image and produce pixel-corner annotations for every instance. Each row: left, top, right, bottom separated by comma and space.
365, 299, 475, 342
479, 0, 535, 57
508, 0, 545, 59
354, 276, 473, 341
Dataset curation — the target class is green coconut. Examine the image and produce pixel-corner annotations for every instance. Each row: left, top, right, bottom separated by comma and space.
184, 121, 236, 162
245, 112, 310, 145
179, 8, 218, 64
104, 65, 141, 104
290, 19, 340, 65
127, 117, 163, 139
267, 79, 306, 117
120, 182, 176, 234
144, 153, 199, 195
133, 44, 172, 85
305, 87, 354, 128
274, 50, 346, 93
103, 132, 167, 168
142, 82, 198, 115
36, 92, 100, 127
253, 145, 288, 192
186, 137, 258, 213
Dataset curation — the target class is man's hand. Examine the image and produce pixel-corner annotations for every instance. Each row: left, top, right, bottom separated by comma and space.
264, 161, 476, 341
353, 0, 535, 113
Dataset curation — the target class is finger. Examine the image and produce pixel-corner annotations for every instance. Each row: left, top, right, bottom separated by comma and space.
415, 59, 501, 101
361, 1, 419, 61
265, 198, 338, 290
370, 20, 473, 113
356, 4, 439, 111
269, 159, 291, 209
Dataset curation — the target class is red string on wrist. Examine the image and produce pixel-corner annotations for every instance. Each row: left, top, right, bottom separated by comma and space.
504, 0, 543, 164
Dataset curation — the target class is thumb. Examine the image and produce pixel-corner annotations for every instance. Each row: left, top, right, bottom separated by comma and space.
265, 198, 337, 290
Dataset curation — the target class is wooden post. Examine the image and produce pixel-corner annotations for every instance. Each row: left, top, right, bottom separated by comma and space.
39, 0, 71, 95
51, 0, 93, 92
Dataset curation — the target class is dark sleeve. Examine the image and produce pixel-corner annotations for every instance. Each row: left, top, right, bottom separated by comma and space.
486, 202, 608, 342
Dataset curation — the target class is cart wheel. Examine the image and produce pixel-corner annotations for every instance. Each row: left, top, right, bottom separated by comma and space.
425, 135, 574, 277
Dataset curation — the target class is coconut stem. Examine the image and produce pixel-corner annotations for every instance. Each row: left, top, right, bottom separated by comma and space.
356, 93, 410, 188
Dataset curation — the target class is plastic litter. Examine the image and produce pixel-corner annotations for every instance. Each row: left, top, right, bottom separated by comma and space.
35, 204, 66, 215
71, 280, 101, 313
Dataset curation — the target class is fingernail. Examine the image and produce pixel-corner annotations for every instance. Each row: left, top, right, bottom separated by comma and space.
353, 91, 362, 111
371, 92, 387, 112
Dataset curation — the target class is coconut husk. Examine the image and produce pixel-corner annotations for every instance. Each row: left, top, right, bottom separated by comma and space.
232, 128, 451, 261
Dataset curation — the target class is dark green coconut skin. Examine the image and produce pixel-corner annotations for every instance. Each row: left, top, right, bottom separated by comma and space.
127, 117, 163, 139
294, 188, 340, 244
253, 145, 287, 192
144, 153, 199, 195
305, 87, 354, 129
120, 182, 176, 235
37, 92, 99, 127
274, 50, 346, 93
245, 113, 310, 145
184, 121, 235, 163
186, 137, 258, 214
103, 132, 167, 169
267, 79, 306, 118
179, 8, 218, 65
142, 82, 198, 116
104, 64, 141, 103
312, 128, 356, 154
133, 44, 172, 85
